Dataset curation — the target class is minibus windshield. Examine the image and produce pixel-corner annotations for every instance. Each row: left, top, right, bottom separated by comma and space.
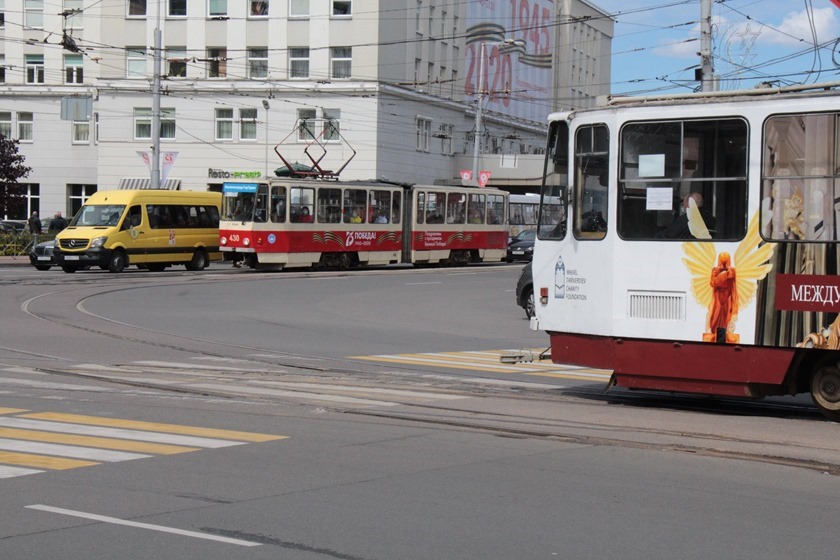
70, 205, 127, 227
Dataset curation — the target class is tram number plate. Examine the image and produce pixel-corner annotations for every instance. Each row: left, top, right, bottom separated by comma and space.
64, 255, 80, 261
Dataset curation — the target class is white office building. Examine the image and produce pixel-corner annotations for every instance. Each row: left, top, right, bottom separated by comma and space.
0, 0, 611, 219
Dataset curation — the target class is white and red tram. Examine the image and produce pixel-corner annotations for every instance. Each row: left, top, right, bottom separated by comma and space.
531, 82, 840, 420
219, 179, 509, 269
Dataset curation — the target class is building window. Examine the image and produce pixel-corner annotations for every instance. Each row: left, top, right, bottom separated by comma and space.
440, 124, 453, 155
18, 112, 33, 142
69, 184, 97, 217
415, 0, 421, 33
289, 48, 309, 79
248, 48, 268, 79
166, 47, 187, 77
416, 117, 430, 152
297, 108, 316, 141
25, 55, 44, 84
289, 0, 307, 17
207, 47, 226, 78
0, 55, 6, 83
64, 54, 83, 83
134, 108, 175, 140
94, 112, 99, 144
332, 0, 350, 16
240, 108, 257, 140
0, 112, 10, 137
331, 47, 351, 79
168, 0, 186, 16
0, 0, 5, 29
215, 108, 233, 140
24, 0, 43, 28
72, 119, 90, 144
250, 0, 268, 16
64, 0, 82, 27
208, 0, 226, 16
323, 109, 340, 141
128, 0, 146, 16
127, 47, 146, 78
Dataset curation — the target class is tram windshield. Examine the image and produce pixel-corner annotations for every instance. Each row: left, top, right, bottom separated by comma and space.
222, 182, 268, 223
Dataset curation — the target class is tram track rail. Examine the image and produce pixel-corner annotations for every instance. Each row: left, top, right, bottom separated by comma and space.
5, 266, 840, 476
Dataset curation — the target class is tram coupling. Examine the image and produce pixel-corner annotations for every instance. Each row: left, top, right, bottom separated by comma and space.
500, 348, 551, 364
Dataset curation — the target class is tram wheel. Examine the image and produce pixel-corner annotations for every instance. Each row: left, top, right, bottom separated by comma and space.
811, 365, 840, 421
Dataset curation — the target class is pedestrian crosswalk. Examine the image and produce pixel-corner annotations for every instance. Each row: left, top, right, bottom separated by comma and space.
0, 408, 286, 479
351, 349, 613, 382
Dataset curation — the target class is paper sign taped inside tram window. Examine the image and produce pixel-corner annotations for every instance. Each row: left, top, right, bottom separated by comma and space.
646, 187, 673, 211
638, 154, 665, 178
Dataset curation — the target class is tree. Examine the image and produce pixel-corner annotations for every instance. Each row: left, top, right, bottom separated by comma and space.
0, 135, 31, 219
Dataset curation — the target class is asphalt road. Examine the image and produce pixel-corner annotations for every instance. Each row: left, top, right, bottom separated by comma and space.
1, 263, 840, 559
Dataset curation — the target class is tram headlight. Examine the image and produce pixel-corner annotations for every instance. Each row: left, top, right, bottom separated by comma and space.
220, 236, 227, 245
243, 237, 250, 247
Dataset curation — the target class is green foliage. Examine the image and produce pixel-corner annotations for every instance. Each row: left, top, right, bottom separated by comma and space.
0, 135, 32, 218
0, 233, 54, 256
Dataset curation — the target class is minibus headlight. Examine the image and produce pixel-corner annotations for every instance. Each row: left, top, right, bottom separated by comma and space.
90, 236, 108, 248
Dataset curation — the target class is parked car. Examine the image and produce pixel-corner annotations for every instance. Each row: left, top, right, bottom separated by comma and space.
506, 229, 536, 262
1, 220, 25, 234
515, 262, 535, 319
29, 240, 57, 270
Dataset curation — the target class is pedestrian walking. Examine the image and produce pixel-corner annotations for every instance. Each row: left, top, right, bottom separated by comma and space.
28, 211, 42, 245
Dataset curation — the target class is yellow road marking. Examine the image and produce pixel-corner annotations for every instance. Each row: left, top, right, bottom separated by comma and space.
0, 428, 200, 455
0, 408, 27, 415
20, 413, 286, 442
0, 451, 97, 470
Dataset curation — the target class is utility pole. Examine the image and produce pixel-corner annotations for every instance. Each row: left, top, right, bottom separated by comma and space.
151, 0, 162, 188
699, 0, 715, 92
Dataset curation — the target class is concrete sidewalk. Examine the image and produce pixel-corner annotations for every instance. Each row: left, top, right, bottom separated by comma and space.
0, 255, 31, 267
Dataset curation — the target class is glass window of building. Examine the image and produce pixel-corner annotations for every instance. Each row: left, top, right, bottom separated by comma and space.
248, 48, 268, 78
239, 108, 257, 140
331, 47, 351, 79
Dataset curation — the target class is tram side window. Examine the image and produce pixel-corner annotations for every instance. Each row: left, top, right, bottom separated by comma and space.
254, 185, 268, 223
290, 186, 314, 223
416, 191, 425, 223
370, 190, 391, 223
271, 186, 287, 223
318, 187, 341, 223
425, 192, 445, 223
487, 194, 505, 224
763, 113, 839, 241
618, 119, 747, 241
539, 119, 569, 240
344, 188, 367, 223
392, 191, 401, 224
574, 124, 609, 239
467, 193, 486, 224
446, 192, 466, 224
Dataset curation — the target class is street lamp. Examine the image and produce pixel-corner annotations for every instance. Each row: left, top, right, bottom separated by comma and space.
471, 38, 525, 186
262, 99, 270, 178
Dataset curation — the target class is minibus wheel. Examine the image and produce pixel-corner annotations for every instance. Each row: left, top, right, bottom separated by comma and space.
186, 249, 208, 271
61, 265, 77, 273
108, 250, 127, 273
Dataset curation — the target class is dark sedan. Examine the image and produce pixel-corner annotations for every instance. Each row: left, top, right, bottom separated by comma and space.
29, 240, 57, 270
515, 262, 534, 319
506, 229, 536, 262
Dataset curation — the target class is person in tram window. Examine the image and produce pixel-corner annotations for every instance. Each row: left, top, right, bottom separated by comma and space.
299, 206, 313, 223
349, 208, 363, 223
655, 192, 715, 239
274, 197, 286, 222
374, 212, 388, 223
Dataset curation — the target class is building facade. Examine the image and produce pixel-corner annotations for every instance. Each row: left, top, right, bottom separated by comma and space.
0, 0, 611, 219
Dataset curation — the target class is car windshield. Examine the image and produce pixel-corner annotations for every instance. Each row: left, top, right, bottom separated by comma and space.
515, 230, 537, 242
70, 205, 126, 227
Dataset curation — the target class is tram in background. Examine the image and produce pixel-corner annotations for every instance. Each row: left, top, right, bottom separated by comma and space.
509, 194, 564, 238
530, 82, 840, 420
219, 179, 509, 269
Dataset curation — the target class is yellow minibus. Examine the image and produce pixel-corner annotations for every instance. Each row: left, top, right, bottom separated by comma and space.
54, 190, 222, 273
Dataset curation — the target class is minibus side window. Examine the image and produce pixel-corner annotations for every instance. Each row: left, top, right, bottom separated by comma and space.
122, 205, 141, 230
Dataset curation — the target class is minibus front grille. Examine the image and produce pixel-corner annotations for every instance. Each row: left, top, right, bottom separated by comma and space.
59, 239, 90, 250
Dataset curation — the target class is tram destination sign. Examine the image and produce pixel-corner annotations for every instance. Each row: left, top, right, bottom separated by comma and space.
775, 274, 840, 312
